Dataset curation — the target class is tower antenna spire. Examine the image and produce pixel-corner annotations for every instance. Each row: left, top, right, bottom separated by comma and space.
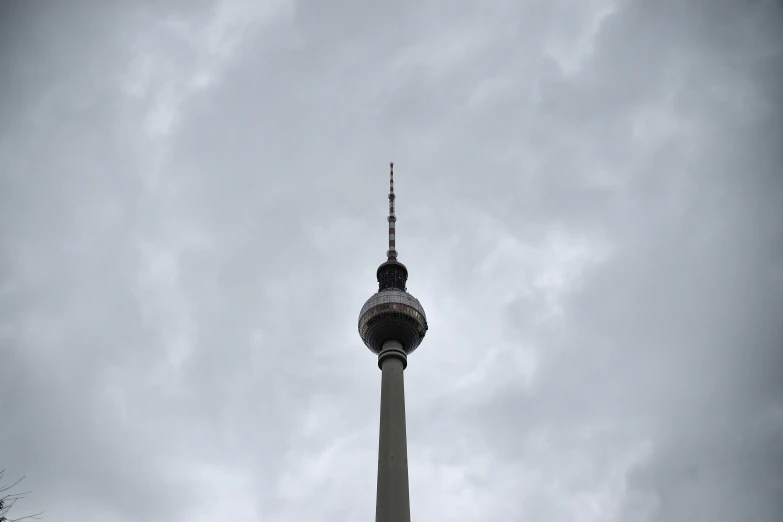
387, 161, 397, 260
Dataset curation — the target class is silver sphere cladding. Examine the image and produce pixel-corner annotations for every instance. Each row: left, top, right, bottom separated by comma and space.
358, 289, 428, 354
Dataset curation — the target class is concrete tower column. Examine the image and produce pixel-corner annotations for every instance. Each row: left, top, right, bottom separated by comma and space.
375, 340, 411, 522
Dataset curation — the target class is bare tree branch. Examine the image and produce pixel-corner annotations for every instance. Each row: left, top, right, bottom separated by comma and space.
0, 473, 26, 494
0, 473, 43, 522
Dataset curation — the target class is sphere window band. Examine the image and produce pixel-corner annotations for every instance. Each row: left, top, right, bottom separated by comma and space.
362, 302, 423, 321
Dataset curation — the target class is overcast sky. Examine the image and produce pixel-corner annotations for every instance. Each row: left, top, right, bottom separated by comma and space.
1, 1, 782, 521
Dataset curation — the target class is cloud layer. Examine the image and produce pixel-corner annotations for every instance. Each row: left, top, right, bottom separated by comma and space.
1, 1, 781, 520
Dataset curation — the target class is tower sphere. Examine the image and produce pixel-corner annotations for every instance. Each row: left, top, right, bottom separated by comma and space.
358, 287, 428, 355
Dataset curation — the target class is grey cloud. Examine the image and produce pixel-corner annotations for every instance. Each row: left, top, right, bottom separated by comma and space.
1, 0, 781, 521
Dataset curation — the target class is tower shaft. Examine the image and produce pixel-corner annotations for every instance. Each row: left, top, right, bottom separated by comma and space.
375, 340, 411, 522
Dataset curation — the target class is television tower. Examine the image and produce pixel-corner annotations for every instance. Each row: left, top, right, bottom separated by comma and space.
358, 162, 428, 522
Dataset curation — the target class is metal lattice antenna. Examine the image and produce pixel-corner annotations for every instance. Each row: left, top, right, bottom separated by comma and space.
387, 162, 397, 260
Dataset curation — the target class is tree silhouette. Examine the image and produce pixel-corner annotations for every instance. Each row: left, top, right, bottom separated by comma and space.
0, 471, 43, 522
